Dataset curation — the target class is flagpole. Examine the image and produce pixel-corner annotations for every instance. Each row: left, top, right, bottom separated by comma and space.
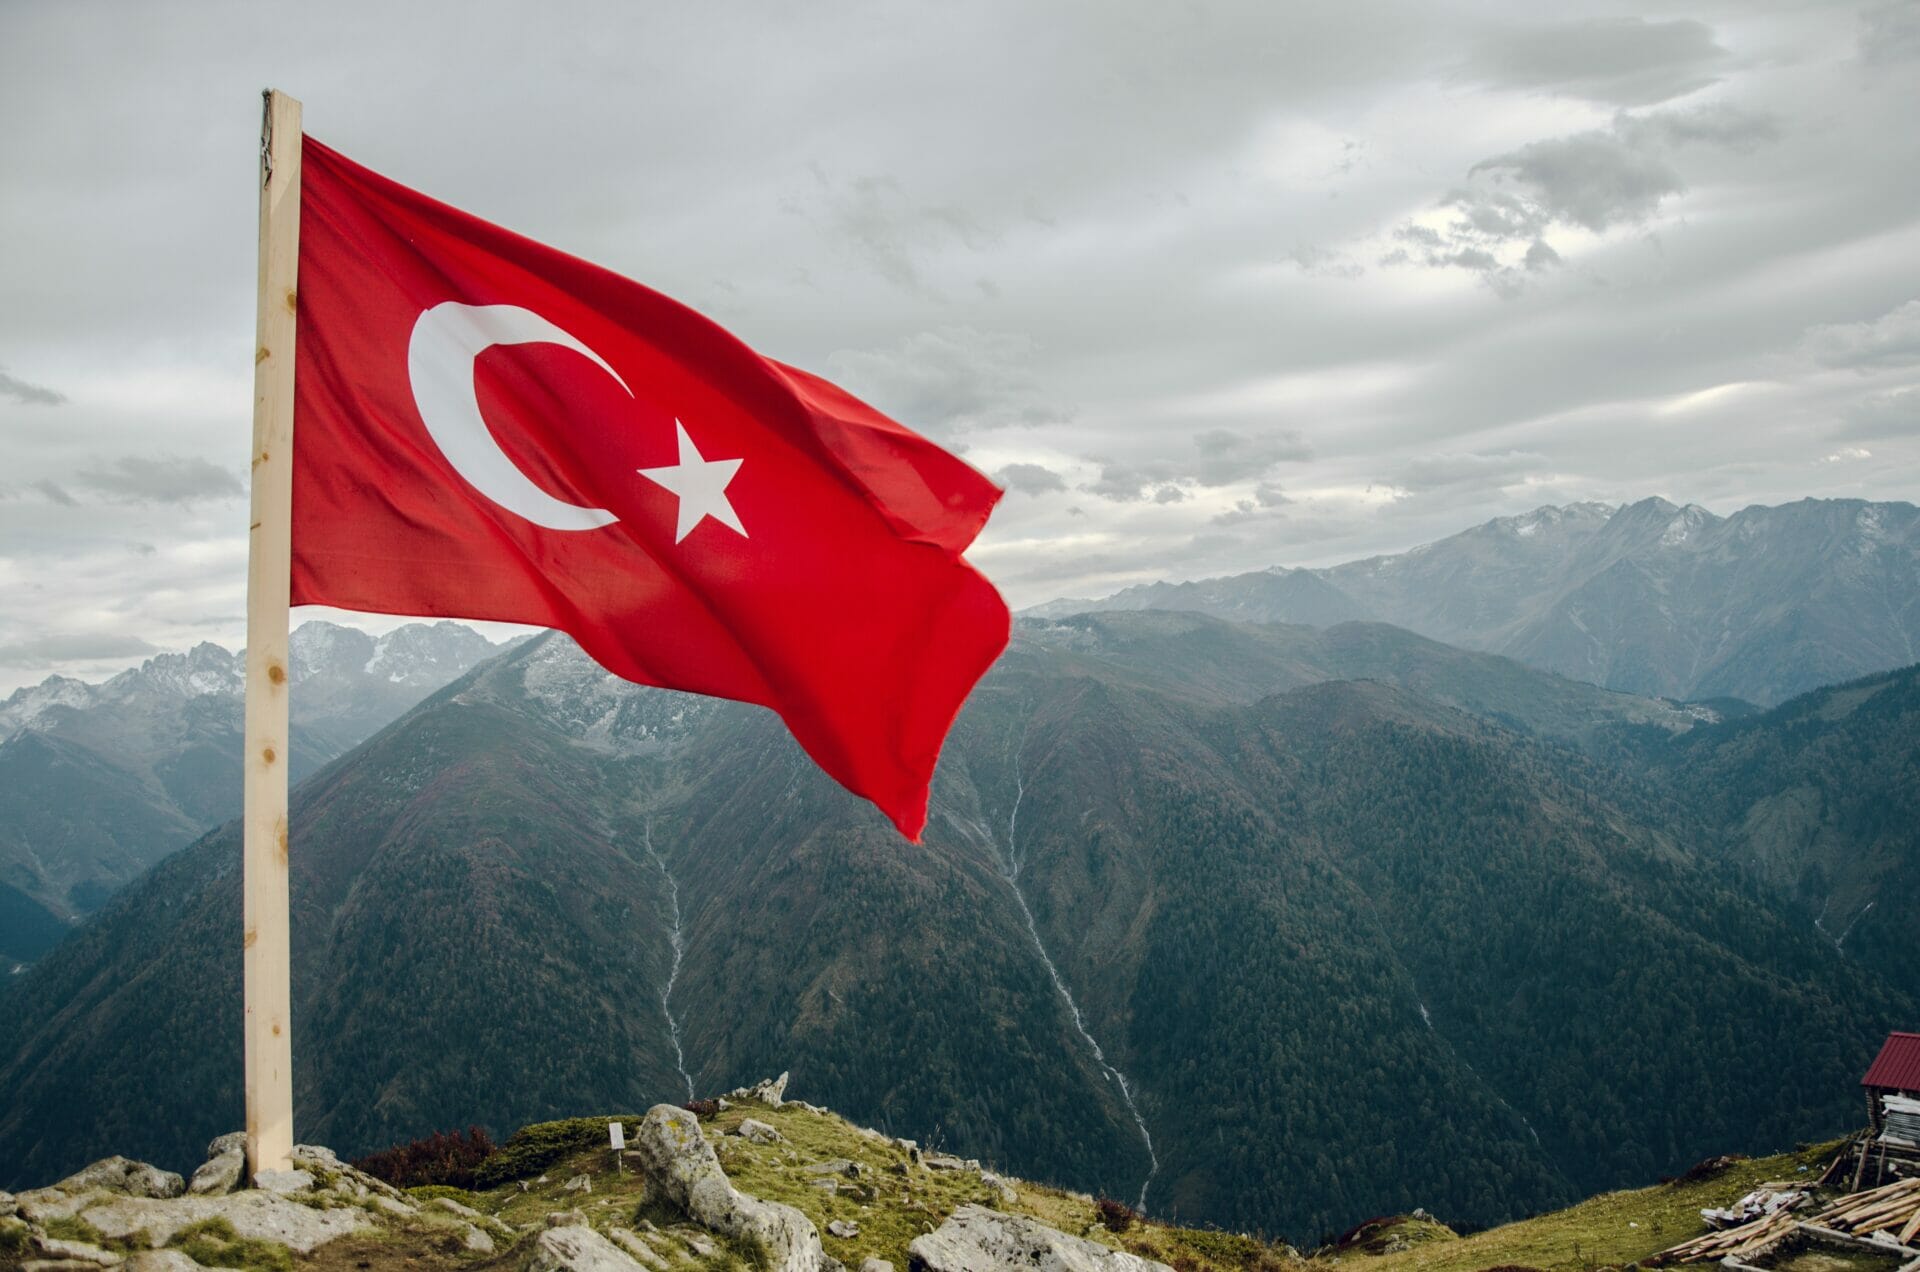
244, 87, 302, 1180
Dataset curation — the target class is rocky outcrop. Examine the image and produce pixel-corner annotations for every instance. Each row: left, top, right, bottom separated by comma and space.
187, 1132, 246, 1195
628, 1104, 840, 1272
81, 1190, 372, 1253
907, 1205, 1175, 1272
54, 1156, 184, 1199
725, 1072, 789, 1107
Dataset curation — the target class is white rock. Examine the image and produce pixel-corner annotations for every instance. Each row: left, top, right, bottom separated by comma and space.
526, 1224, 646, 1272
629, 1104, 835, 1272
31, 1235, 124, 1266
608, 1229, 670, 1270
563, 1174, 593, 1194
827, 1219, 860, 1238
187, 1147, 245, 1197
859, 1261, 895, 1272
0, 1190, 14, 1218
79, 1191, 370, 1254
430, 1195, 483, 1220
461, 1223, 495, 1253
122, 1253, 204, 1272
55, 1159, 184, 1200
251, 1169, 314, 1195
908, 1205, 1174, 1272
738, 1119, 784, 1145
724, 1073, 789, 1107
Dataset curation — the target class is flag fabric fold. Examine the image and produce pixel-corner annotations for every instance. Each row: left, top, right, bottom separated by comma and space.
290, 136, 1008, 839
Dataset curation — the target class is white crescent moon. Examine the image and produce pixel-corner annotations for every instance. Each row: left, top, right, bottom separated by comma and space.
407, 301, 627, 531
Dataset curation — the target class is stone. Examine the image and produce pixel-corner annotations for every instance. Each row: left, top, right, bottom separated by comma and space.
187, 1147, 244, 1197
23, 1262, 109, 1272
430, 1195, 484, 1220
908, 1206, 1175, 1272
122, 1254, 204, 1272
608, 1229, 670, 1271
738, 1119, 784, 1145
79, 1191, 370, 1254
54, 1158, 184, 1200
628, 1104, 836, 1272
563, 1174, 593, 1194
13, 1190, 93, 1224
371, 1195, 416, 1218
980, 1171, 1018, 1204
827, 1219, 860, 1239
547, 1209, 591, 1228
859, 1261, 895, 1272
462, 1223, 496, 1253
526, 1224, 646, 1272
725, 1073, 789, 1107
251, 1168, 314, 1194
0, 1190, 15, 1219
804, 1159, 863, 1178
31, 1235, 124, 1266
809, 1178, 838, 1193
679, 1231, 719, 1258
922, 1153, 966, 1172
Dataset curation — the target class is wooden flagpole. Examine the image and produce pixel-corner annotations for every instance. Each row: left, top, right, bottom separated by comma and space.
244, 87, 302, 1180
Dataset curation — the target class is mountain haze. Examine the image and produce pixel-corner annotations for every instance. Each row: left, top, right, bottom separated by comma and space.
1035, 497, 1920, 707
1, 616, 1907, 1243
0, 620, 509, 962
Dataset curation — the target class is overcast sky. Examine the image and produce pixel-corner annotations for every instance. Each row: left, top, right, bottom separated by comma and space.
2, 0, 1917, 692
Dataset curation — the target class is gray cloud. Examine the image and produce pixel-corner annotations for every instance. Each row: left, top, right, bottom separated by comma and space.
992, 462, 1068, 495
0, 632, 160, 667
1802, 300, 1920, 369
0, 367, 65, 405
827, 326, 1059, 439
1192, 428, 1313, 486
1840, 386, 1919, 439
1463, 17, 1728, 106
72, 456, 245, 505
1861, 2, 1920, 66
1390, 450, 1549, 493
29, 479, 78, 506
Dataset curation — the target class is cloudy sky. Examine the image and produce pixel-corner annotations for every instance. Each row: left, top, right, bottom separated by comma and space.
2, 0, 1917, 692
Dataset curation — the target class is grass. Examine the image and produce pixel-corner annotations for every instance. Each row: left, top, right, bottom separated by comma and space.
1347, 1139, 1848, 1272
471, 1101, 1304, 1271
168, 1217, 295, 1272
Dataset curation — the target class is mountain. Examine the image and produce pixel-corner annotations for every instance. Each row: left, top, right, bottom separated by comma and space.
0, 620, 510, 956
1033, 497, 1920, 707
1, 613, 1906, 1244
1645, 663, 1920, 1004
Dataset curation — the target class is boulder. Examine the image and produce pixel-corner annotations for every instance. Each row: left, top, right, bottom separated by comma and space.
608, 1229, 670, 1271
79, 1191, 370, 1254
250, 1168, 314, 1194
827, 1219, 860, 1238
187, 1133, 246, 1197
563, 1174, 593, 1194
860, 1261, 896, 1272
907, 1206, 1175, 1272
525, 1223, 646, 1271
462, 1223, 496, 1253
804, 1159, 863, 1177
628, 1104, 838, 1272
0, 1190, 15, 1219
54, 1158, 184, 1200
430, 1196, 484, 1220
738, 1119, 784, 1144
122, 1254, 203, 1272
725, 1073, 789, 1107
31, 1234, 125, 1266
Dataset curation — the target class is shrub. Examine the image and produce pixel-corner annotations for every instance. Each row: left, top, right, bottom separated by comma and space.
682, 1099, 720, 1119
353, 1126, 496, 1189
1679, 1154, 1747, 1183
1097, 1197, 1139, 1233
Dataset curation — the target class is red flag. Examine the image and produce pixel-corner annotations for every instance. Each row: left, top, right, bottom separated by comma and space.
290, 137, 1008, 840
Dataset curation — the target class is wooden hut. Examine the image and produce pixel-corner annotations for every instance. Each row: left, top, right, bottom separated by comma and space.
1854, 1031, 1920, 1188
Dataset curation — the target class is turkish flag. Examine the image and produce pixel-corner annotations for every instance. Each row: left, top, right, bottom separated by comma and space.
291, 137, 1008, 840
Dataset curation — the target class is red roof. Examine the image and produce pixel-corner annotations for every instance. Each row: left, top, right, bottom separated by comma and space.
1862, 1032, 1920, 1091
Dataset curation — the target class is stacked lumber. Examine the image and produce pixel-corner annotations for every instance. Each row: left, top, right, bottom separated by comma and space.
1654, 1211, 1800, 1263
1810, 1176, 1920, 1243
1654, 1177, 1920, 1264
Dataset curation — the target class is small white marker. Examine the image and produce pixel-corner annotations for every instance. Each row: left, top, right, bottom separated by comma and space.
608, 1121, 626, 1151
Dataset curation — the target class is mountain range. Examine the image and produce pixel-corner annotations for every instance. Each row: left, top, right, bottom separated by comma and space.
1032, 497, 1920, 707
0, 620, 510, 962
2, 612, 1911, 1243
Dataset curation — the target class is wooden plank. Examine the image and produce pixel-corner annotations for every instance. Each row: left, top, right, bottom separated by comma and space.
243, 86, 302, 1181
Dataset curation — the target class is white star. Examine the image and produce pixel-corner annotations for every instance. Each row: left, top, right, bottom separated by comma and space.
636, 421, 747, 544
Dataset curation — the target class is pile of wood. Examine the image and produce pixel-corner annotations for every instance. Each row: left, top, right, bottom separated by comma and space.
1654, 1177, 1920, 1265
1808, 1176, 1920, 1245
